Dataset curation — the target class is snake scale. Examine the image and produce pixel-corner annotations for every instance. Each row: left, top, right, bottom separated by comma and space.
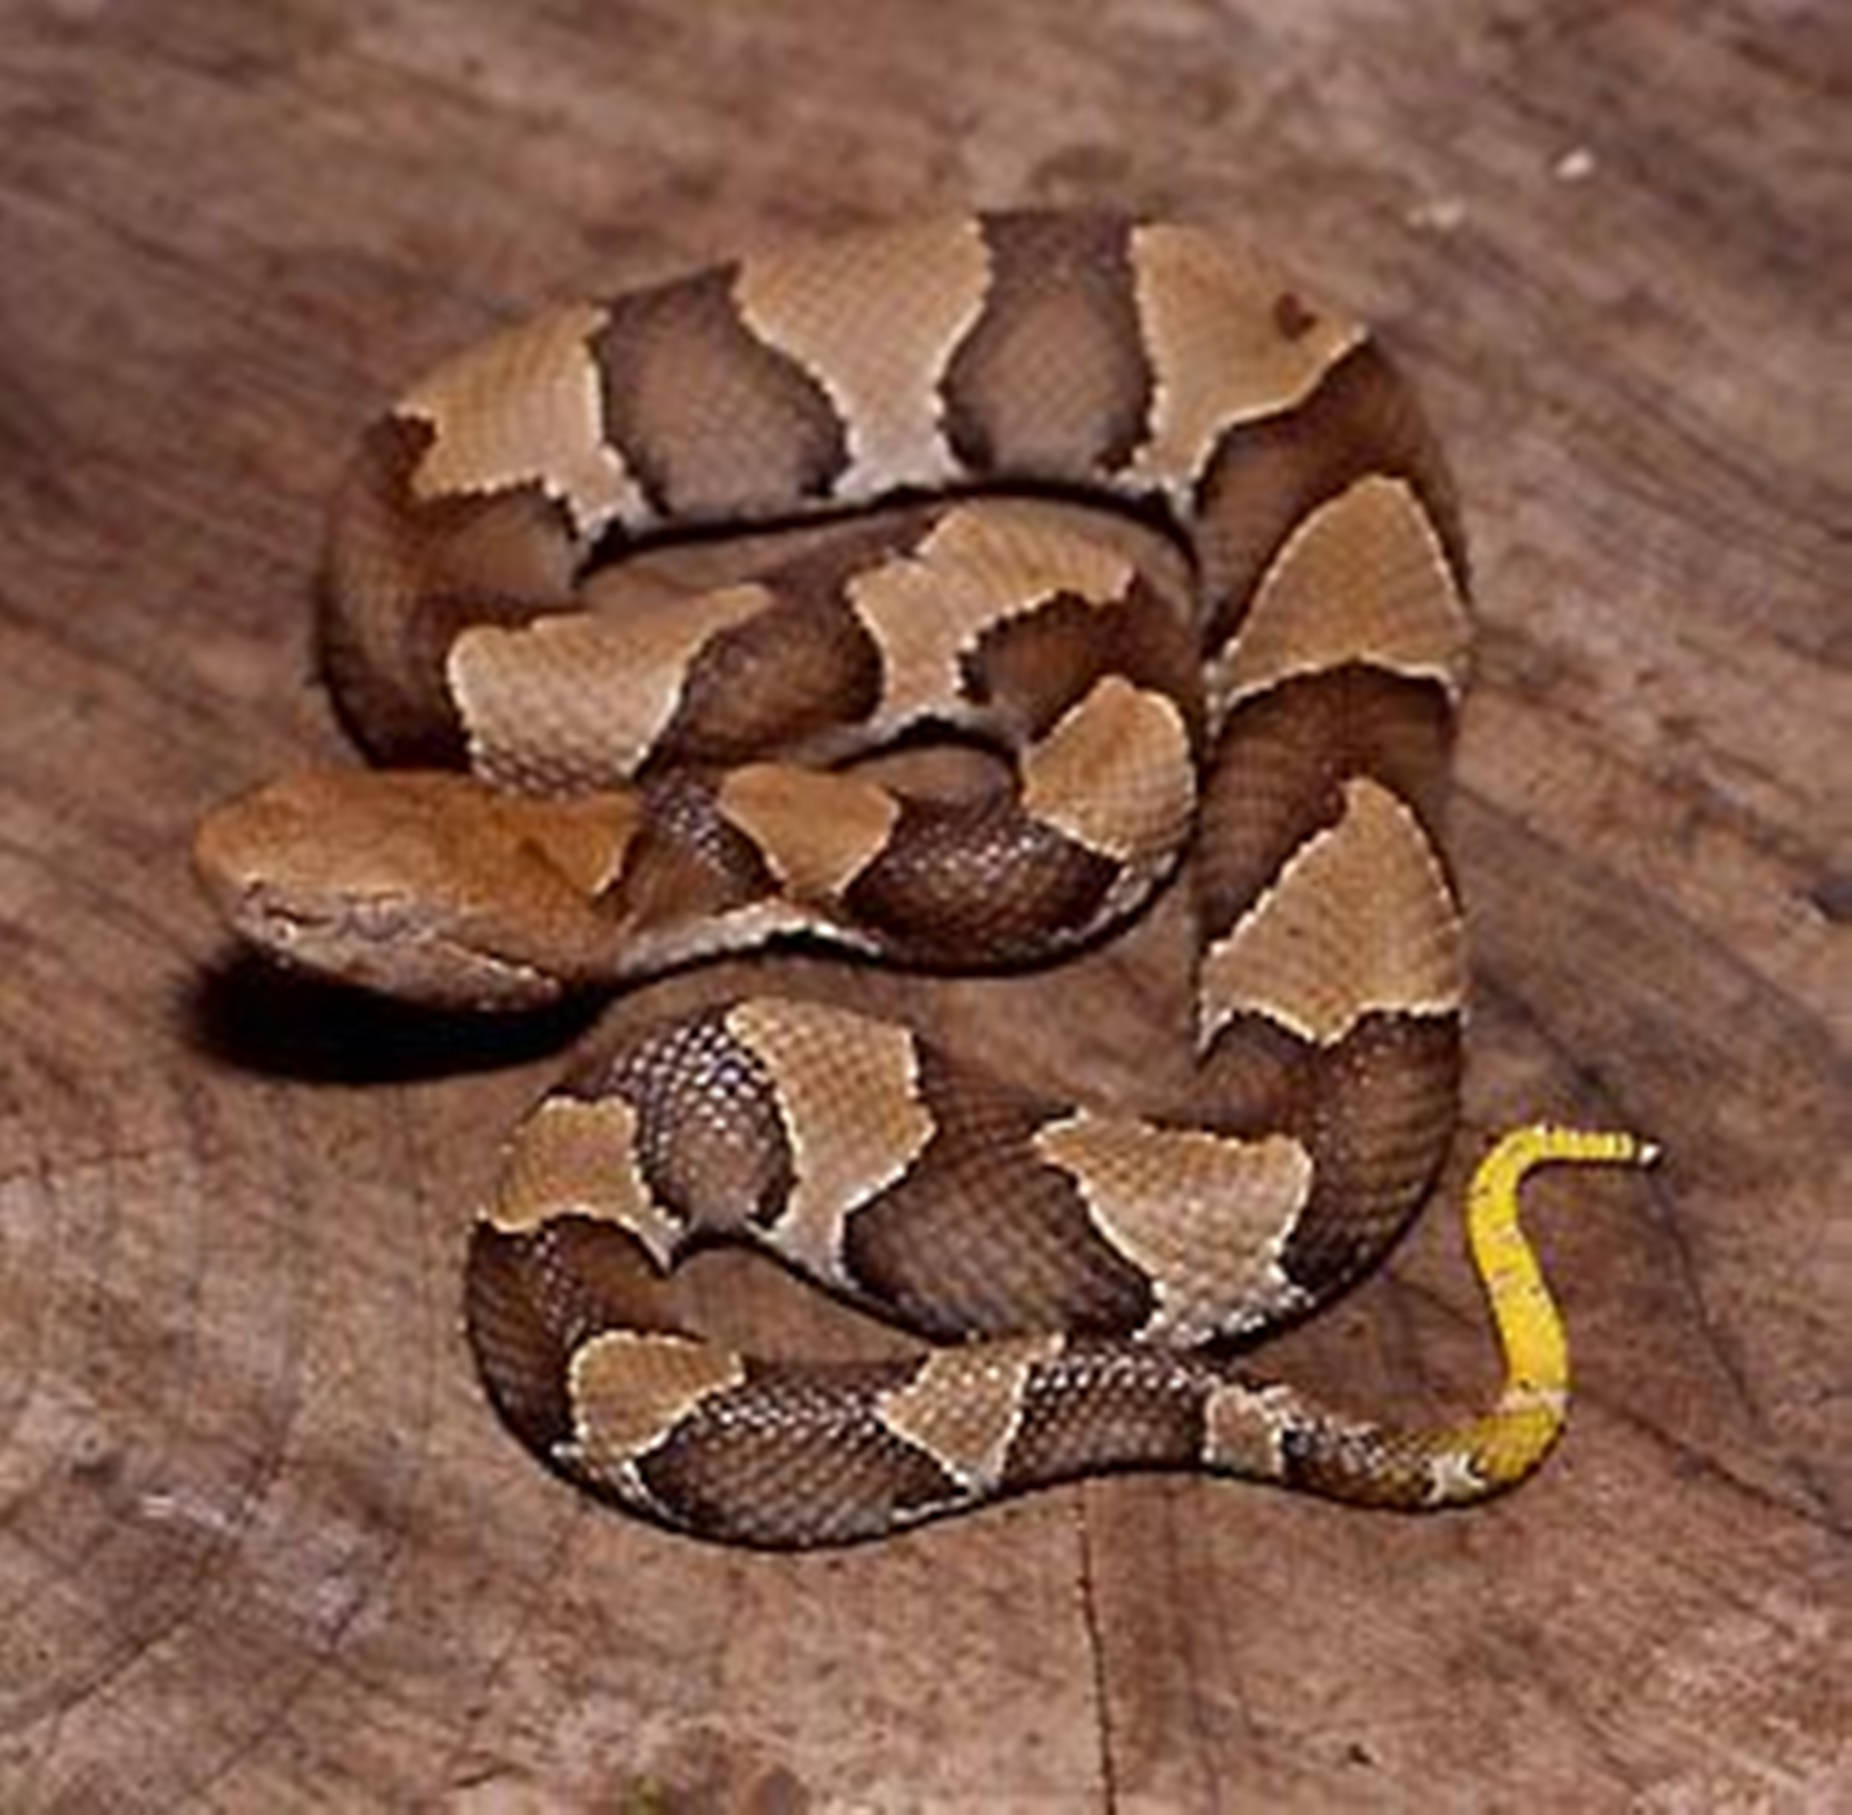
194, 211, 1652, 1547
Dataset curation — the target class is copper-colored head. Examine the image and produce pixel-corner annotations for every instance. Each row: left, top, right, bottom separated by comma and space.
193, 768, 638, 1010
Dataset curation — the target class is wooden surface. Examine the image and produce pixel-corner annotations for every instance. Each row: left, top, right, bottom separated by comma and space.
1, 3, 1845, 1809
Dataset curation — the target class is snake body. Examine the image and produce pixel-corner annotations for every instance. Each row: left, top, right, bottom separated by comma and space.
195, 212, 1650, 1546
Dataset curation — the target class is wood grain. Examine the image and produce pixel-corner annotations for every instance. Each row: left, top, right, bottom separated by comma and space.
0, 2, 1844, 1809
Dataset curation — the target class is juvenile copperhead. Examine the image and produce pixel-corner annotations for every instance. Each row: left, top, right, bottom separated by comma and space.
194, 211, 1652, 1547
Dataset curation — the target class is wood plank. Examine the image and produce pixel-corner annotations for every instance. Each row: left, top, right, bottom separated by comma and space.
0, 2, 1842, 1808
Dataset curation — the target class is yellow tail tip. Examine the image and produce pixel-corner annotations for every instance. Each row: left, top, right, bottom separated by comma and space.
1482, 1124, 1661, 1179
1441, 1121, 1658, 1498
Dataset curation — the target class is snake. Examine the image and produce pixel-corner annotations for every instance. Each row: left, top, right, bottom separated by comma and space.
193, 211, 1653, 1547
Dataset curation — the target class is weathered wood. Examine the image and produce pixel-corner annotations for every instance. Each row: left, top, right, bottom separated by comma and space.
0, 2, 1843, 1808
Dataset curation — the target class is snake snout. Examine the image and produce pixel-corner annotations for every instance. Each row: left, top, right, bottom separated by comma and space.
193, 769, 635, 1010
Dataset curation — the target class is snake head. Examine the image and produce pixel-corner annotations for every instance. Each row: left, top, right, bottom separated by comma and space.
193, 769, 640, 1010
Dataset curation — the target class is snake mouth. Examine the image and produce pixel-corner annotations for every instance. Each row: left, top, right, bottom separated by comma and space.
199, 871, 566, 1011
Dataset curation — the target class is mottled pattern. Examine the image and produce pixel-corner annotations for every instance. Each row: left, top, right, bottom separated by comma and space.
191, 210, 1656, 1547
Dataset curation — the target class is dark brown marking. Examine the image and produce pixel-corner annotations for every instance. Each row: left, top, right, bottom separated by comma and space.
592, 267, 850, 519
941, 212, 1153, 479
1194, 666, 1455, 939
841, 792, 1119, 964
1184, 1008, 1329, 1139
1280, 1012, 1462, 1296
565, 1007, 794, 1233
464, 1218, 685, 1460
1002, 1343, 1209, 1486
1280, 1420, 1425, 1507
1191, 341, 1467, 654
1181, 1009, 1461, 1317
960, 579, 1204, 750
840, 1048, 1157, 1338
635, 1356, 963, 1546
647, 562, 885, 769
1273, 291, 1319, 341
319, 415, 582, 764
609, 770, 781, 930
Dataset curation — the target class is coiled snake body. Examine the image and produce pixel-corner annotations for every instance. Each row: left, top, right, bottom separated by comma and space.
195, 212, 1651, 1547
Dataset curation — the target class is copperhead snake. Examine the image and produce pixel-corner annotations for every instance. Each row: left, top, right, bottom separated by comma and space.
194, 211, 1653, 1547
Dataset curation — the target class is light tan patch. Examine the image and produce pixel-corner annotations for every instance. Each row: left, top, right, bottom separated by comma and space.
1200, 776, 1464, 1047
1202, 1381, 1300, 1479
564, 1332, 745, 1463
875, 1334, 1063, 1490
1126, 223, 1364, 492
512, 790, 645, 895
1033, 1112, 1314, 1343
724, 999, 935, 1280
450, 583, 776, 793
487, 1095, 683, 1266
734, 218, 991, 494
399, 302, 649, 537
1020, 677, 1195, 873
846, 503, 1135, 732
716, 764, 899, 900
1212, 477, 1470, 709
911, 500, 1139, 605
